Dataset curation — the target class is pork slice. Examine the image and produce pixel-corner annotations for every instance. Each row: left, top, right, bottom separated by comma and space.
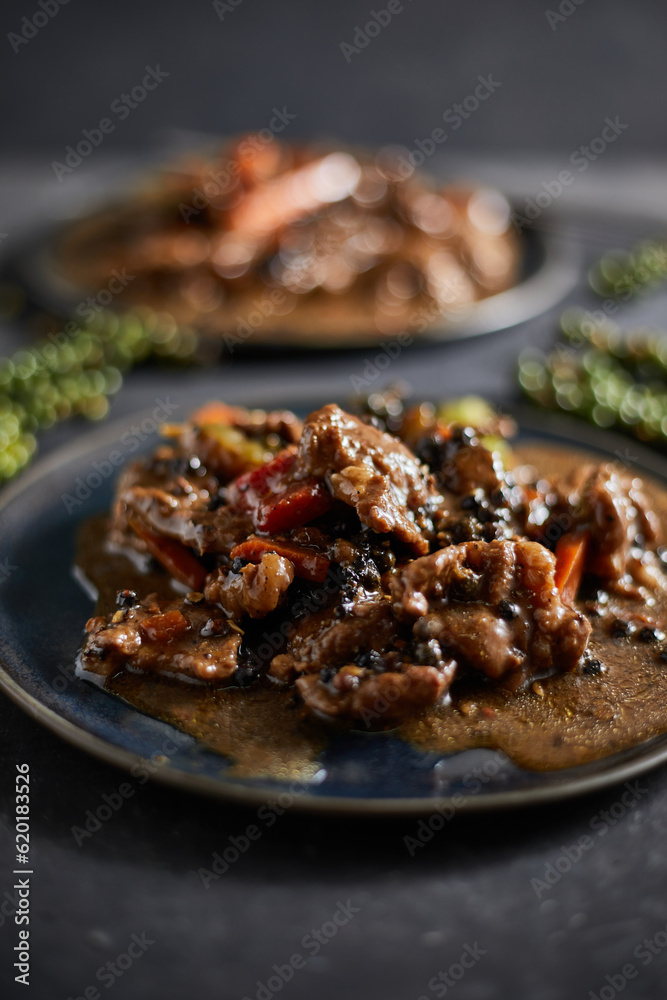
390, 538, 591, 684
296, 404, 436, 553
80, 595, 241, 683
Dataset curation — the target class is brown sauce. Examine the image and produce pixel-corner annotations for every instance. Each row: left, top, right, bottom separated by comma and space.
75, 443, 667, 779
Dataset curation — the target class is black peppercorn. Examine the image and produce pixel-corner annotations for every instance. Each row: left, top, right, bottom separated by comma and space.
498, 599, 520, 621
611, 618, 634, 639
115, 589, 138, 609
639, 626, 666, 643
208, 493, 227, 511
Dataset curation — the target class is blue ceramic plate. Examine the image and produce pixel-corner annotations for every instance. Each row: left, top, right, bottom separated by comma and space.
2, 396, 667, 814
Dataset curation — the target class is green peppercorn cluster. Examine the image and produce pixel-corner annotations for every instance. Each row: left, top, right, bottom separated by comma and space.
589, 239, 667, 299
519, 308, 667, 444
520, 234, 667, 444
0, 309, 199, 483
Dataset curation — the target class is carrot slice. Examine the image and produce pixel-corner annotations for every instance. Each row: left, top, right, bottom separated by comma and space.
129, 518, 207, 592
554, 530, 589, 606
188, 401, 247, 427
230, 536, 330, 583
140, 609, 190, 643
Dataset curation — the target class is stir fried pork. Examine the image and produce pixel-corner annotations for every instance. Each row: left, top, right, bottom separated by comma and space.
77, 396, 666, 724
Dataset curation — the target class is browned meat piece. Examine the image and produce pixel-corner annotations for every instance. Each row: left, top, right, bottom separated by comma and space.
109, 447, 219, 550
110, 404, 303, 556
109, 444, 253, 558
80, 595, 242, 682
296, 404, 437, 553
390, 538, 591, 686
441, 438, 503, 497
577, 465, 661, 593
120, 480, 253, 556
412, 428, 528, 551
526, 462, 663, 595
204, 552, 295, 618
417, 428, 504, 497
296, 662, 456, 722
119, 481, 213, 551
268, 595, 457, 722
269, 599, 399, 680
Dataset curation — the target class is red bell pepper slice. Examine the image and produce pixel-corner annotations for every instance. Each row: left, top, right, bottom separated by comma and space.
230, 536, 330, 583
129, 518, 208, 592
227, 447, 297, 504
227, 447, 332, 532
256, 479, 332, 533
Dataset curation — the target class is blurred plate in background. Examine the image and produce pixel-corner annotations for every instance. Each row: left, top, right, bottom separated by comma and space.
8, 138, 582, 350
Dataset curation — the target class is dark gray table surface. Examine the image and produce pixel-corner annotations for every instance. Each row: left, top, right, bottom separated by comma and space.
1, 157, 667, 1000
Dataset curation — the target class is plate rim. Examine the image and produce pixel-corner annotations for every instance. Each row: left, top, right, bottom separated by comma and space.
3, 398, 667, 815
